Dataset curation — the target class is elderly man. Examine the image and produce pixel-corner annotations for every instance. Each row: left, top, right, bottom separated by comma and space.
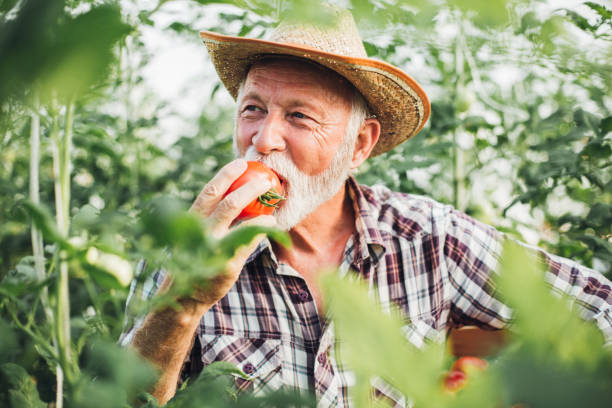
121, 9, 612, 407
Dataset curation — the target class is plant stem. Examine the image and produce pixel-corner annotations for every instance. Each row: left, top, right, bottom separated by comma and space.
51, 98, 76, 406
29, 90, 54, 323
29, 93, 63, 402
49, 100, 65, 408
453, 18, 465, 211
7, 304, 59, 362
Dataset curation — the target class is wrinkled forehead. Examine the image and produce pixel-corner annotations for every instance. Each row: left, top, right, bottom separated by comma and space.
243, 55, 356, 100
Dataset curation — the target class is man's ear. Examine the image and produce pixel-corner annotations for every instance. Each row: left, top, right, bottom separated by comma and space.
350, 118, 380, 169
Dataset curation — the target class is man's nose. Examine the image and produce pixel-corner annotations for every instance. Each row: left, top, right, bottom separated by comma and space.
252, 112, 286, 154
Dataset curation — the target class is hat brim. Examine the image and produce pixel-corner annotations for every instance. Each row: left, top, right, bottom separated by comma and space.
200, 30, 430, 157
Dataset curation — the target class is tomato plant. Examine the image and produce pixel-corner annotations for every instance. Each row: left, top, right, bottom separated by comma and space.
224, 161, 285, 221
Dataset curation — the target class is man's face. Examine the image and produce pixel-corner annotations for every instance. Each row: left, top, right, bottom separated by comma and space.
234, 59, 358, 230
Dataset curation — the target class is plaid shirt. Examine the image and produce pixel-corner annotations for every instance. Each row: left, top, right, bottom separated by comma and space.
120, 176, 612, 407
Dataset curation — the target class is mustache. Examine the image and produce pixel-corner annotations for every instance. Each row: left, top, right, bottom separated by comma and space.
243, 148, 302, 186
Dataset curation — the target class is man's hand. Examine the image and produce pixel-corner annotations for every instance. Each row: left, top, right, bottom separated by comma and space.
131, 158, 278, 405
188, 158, 277, 306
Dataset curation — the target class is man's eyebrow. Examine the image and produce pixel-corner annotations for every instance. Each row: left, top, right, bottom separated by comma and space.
239, 92, 264, 104
282, 98, 327, 117
240, 93, 324, 115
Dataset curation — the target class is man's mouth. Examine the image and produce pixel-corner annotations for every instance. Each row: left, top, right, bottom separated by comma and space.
264, 165, 288, 197
275, 173, 287, 196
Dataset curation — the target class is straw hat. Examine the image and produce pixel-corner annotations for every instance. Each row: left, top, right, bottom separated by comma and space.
199, 9, 430, 157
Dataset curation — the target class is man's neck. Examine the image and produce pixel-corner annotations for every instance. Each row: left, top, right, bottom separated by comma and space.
272, 182, 356, 276
272, 182, 356, 315
281, 183, 354, 252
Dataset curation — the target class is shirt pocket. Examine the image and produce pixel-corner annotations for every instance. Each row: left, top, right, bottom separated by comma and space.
199, 334, 283, 394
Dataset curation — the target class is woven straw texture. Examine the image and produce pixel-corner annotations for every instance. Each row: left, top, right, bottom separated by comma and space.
200, 10, 430, 157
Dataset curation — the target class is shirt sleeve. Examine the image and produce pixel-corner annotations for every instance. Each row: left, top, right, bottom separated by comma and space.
117, 259, 168, 347
526, 241, 612, 345
443, 208, 612, 345
443, 208, 512, 329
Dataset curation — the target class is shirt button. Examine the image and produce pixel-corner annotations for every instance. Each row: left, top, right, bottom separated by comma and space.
317, 353, 326, 364
298, 289, 310, 302
243, 362, 255, 375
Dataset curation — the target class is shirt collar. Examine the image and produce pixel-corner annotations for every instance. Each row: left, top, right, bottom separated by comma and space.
245, 238, 276, 266
345, 176, 387, 267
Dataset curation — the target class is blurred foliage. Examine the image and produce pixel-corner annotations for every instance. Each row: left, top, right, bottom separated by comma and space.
0, 0, 610, 406
321, 240, 612, 407
137, 361, 314, 407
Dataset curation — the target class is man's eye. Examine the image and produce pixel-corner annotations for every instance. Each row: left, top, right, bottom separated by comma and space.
292, 112, 307, 119
244, 105, 260, 112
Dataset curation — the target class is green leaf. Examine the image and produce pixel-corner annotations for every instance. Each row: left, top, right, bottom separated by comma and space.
0, 321, 18, 364
0, 363, 46, 408
42, 5, 133, 101
0, 2, 132, 103
0, 256, 53, 297
574, 109, 600, 132
563, 10, 594, 32
496, 240, 605, 364
72, 204, 101, 232
165, 359, 239, 407
140, 196, 208, 250
584, 2, 612, 20
519, 11, 540, 33
497, 350, 612, 407
320, 271, 449, 407
210, 82, 222, 100
586, 203, 612, 227
217, 225, 290, 257
0, 0, 18, 13
74, 338, 157, 407
600, 116, 612, 135
447, 0, 512, 27
81, 262, 125, 290
574, 234, 612, 262
200, 361, 248, 379
20, 200, 69, 249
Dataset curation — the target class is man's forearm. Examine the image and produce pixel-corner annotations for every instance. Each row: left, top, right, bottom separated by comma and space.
130, 298, 211, 405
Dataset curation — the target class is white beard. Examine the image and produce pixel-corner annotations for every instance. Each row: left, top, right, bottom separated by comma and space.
240, 144, 354, 231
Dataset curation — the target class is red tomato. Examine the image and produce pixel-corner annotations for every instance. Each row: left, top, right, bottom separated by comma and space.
442, 370, 467, 394
450, 356, 488, 375
224, 161, 285, 222
442, 357, 488, 394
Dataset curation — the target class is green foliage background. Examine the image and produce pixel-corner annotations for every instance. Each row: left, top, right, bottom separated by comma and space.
0, 0, 610, 406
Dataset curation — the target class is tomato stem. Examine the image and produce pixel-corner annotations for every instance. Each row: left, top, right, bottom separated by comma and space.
258, 188, 286, 208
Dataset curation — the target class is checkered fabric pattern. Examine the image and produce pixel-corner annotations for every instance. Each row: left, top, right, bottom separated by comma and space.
120, 177, 612, 407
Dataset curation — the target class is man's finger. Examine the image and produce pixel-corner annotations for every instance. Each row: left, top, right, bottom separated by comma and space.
190, 159, 248, 216
209, 178, 273, 234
